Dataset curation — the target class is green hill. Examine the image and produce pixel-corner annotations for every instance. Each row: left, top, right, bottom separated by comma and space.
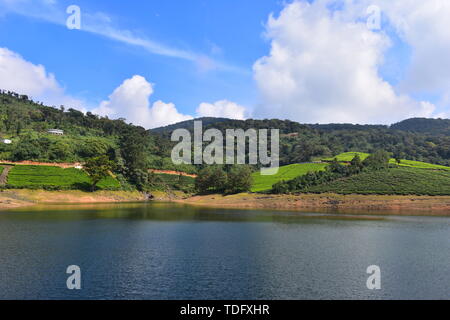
391, 118, 450, 135
392, 159, 450, 171
305, 167, 450, 196
322, 152, 370, 162
6, 165, 121, 190
2, 89, 449, 194
153, 117, 450, 167
323, 152, 450, 171
251, 163, 328, 192
0, 90, 173, 164
252, 152, 450, 193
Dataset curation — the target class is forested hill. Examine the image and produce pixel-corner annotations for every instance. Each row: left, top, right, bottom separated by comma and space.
390, 118, 450, 135
308, 118, 450, 135
0, 90, 178, 189
152, 117, 450, 167
1, 89, 450, 170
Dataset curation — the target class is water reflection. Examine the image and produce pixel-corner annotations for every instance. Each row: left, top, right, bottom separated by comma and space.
2, 202, 388, 223
0, 202, 449, 300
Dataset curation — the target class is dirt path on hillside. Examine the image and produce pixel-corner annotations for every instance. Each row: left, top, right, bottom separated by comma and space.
0, 160, 82, 168
149, 169, 197, 178
0, 165, 12, 185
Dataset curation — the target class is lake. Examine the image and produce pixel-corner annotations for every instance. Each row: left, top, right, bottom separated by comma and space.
0, 202, 449, 300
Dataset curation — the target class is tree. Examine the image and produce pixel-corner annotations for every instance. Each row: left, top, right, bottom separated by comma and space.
84, 156, 115, 191
349, 154, 364, 174
119, 128, 150, 190
272, 180, 290, 194
195, 166, 227, 194
363, 150, 391, 170
328, 158, 346, 174
78, 138, 110, 158
48, 141, 71, 161
11, 134, 42, 161
226, 165, 253, 194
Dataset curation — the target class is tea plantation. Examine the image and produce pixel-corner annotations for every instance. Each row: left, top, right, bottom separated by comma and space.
6, 165, 121, 190
251, 163, 328, 192
305, 167, 450, 196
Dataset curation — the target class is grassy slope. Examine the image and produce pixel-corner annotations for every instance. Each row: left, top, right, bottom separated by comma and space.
306, 167, 450, 196
322, 152, 370, 162
323, 152, 450, 171
392, 159, 450, 170
7, 165, 120, 190
251, 163, 328, 192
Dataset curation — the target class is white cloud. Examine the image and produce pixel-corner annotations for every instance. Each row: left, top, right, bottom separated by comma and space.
150, 100, 193, 128
0, 0, 247, 75
93, 75, 192, 129
0, 45, 246, 128
372, 0, 450, 96
196, 100, 247, 120
94, 75, 249, 128
253, 0, 436, 124
0, 47, 84, 109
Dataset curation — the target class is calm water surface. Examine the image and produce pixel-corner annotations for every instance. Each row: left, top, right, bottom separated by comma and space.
0, 202, 449, 300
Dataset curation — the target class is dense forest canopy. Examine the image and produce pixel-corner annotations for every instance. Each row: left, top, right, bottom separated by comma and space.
154, 117, 450, 167
1, 89, 450, 171
390, 118, 450, 135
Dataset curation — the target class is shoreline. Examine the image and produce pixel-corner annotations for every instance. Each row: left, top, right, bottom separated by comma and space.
0, 189, 148, 210
174, 193, 450, 216
1, 189, 450, 216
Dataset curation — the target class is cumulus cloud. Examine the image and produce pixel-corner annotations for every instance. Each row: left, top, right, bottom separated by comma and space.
196, 100, 247, 120
0, 47, 84, 109
372, 0, 450, 96
253, 0, 436, 124
149, 100, 194, 128
93, 75, 192, 129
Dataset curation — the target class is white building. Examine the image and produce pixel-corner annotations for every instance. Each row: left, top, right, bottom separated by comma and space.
48, 129, 64, 135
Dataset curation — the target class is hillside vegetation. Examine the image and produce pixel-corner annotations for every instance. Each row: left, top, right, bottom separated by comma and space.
153, 118, 450, 167
322, 152, 370, 162
323, 152, 450, 170
150, 173, 196, 194
251, 163, 328, 192
393, 159, 450, 171
0, 90, 196, 191
6, 165, 121, 190
1, 90, 449, 194
390, 118, 450, 135
305, 167, 450, 196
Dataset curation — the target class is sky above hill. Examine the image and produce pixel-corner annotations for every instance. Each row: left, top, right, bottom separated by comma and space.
0, 0, 449, 128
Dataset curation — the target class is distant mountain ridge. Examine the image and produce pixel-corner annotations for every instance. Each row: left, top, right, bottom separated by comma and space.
151, 117, 231, 134
150, 116, 450, 167
1, 88, 449, 168
152, 117, 450, 136
390, 118, 450, 135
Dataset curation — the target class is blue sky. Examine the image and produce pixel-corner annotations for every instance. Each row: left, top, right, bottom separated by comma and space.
0, 0, 281, 112
0, 0, 449, 127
